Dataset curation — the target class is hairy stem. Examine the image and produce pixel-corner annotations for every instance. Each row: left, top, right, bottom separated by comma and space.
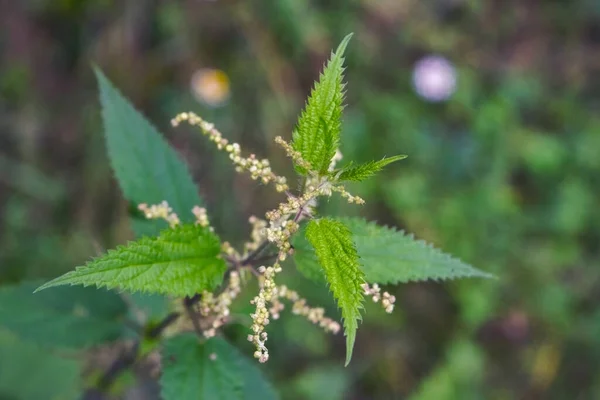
241, 240, 270, 265
184, 295, 204, 337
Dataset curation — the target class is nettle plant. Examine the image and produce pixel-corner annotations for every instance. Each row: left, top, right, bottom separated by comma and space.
34, 34, 491, 397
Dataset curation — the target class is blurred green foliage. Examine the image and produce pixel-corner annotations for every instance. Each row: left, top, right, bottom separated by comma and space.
0, 329, 81, 399
0, 0, 599, 399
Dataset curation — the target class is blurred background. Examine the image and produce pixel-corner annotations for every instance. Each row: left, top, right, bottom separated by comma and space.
1, 0, 599, 399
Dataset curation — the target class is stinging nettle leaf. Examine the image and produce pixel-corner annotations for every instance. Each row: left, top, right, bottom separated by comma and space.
295, 218, 492, 285
239, 349, 279, 400
297, 217, 493, 285
160, 335, 278, 400
340, 218, 494, 283
292, 34, 352, 175
334, 155, 407, 182
305, 218, 365, 366
161, 335, 244, 400
0, 282, 128, 348
291, 224, 326, 284
95, 67, 203, 238
35, 224, 227, 297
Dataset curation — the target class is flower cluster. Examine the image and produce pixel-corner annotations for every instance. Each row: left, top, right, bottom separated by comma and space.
248, 263, 281, 363
171, 112, 288, 192
277, 285, 340, 333
274, 136, 312, 171
138, 202, 220, 232
263, 188, 322, 260
265, 220, 299, 261
361, 283, 396, 313
138, 201, 180, 227
220, 241, 238, 259
243, 148, 369, 361
248, 263, 341, 363
155, 115, 373, 364
197, 271, 243, 338
244, 216, 268, 254
192, 205, 211, 229
331, 184, 365, 205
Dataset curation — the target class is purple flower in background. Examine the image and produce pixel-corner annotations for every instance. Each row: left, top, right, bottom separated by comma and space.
412, 55, 457, 102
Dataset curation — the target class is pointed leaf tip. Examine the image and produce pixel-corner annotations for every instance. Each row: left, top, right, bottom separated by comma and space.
335, 33, 354, 57
334, 154, 408, 182
345, 331, 356, 367
292, 34, 354, 175
295, 217, 493, 286
305, 218, 365, 366
35, 224, 226, 297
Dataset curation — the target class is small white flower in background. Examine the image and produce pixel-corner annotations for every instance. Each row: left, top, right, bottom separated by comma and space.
412, 55, 457, 102
361, 283, 396, 313
190, 68, 230, 107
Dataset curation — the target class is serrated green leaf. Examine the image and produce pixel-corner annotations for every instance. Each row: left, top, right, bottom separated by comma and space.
160, 335, 243, 400
160, 335, 278, 400
292, 225, 326, 284
296, 218, 493, 285
292, 34, 352, 175
35, 224, 226, 297
95, 68, 203, 237
0, 329, 80, 400
0, 281, 128, 348
341, 218, 494, 283
305, 218, 365, 366
333, 155, 407, 182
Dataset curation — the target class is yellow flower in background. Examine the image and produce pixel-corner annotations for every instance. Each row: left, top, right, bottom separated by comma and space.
190, 68, 230, 106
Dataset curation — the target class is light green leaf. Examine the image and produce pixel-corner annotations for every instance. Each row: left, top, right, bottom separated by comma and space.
35, 224, 226, 297
305, 218, 365, 366
95, 68, 203, 237
0, 281, 128, 348
333, 155, 407, 182
292, 34, 352, 175
160, 335, 243, 400
292, 225, 326, 284
0, 329, 80, 400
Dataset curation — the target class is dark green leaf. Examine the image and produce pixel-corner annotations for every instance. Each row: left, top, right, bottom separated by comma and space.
95, 68, 203, 237
239, 346, 279, 400
296, 218, 493, 285
340, 218, 494, 283
0, 329, 80, 399
0, 281, 127, 348
160, 335, 243, 400
127, 292, 171, 323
